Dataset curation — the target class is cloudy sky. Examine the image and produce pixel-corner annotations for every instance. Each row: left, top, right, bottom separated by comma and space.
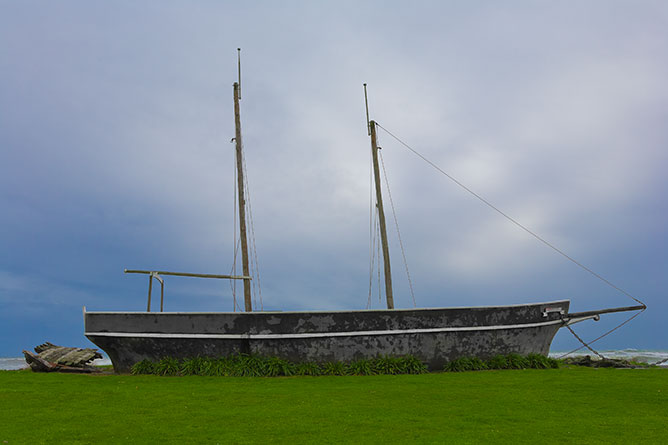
1, 1, 666, 356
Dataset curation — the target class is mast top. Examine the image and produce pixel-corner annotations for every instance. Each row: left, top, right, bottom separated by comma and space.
237, 48, 242, 99
363, 83, 371, 136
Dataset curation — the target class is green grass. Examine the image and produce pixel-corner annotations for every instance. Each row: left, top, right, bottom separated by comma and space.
1, 368, 666, 443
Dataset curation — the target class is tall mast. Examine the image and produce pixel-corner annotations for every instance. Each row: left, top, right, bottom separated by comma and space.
233, 80, 252, 312
369, 120, 394, 309
365, 84, 394, 309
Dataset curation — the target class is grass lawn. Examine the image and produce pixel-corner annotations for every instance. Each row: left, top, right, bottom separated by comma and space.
1, 368, 666, 444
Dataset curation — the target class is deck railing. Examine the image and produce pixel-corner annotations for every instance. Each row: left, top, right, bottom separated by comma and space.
124, 269, 252, 312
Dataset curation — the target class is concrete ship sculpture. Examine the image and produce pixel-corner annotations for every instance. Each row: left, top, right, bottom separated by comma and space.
84, 56, 644, 373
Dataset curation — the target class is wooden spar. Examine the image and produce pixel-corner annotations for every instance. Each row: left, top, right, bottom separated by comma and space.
124, 269, 251, 280
369, 120, 394, 309
124, 269, 250, 312
233, 82, 253, 312
566, 304, 646, 319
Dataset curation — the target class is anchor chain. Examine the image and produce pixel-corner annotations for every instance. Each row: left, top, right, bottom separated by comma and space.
562, 321, 607, 360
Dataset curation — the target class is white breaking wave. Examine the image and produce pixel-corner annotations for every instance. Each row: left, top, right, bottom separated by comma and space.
0, 357, 28, 370
92, 357, 112, 367
550, 349, 668, 367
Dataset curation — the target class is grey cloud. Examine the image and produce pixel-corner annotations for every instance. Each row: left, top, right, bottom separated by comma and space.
1, 1, 666, 355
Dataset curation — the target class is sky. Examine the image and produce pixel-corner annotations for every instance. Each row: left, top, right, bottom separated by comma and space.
1, 1, 667, 357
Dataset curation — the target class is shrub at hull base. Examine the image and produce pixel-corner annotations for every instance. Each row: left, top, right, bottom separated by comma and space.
131, 354, 428, 377
443, 354, 559, 372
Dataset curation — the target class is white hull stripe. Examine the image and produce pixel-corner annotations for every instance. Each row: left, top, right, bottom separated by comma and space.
83, 317, 590, 340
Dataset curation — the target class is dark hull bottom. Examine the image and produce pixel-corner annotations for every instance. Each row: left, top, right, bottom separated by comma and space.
84, 300, 570, 373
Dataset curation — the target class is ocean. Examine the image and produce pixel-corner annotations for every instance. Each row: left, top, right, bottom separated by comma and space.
2, 350, 667, 370
549, 349, 668, 366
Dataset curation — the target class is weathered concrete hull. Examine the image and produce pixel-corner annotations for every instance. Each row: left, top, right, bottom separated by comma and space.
84, 300, 569, 373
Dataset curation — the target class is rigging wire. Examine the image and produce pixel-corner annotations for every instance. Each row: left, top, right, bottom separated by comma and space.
558, 309, 645, 358
240, 145, 257, 311
367, 148, 377, 309
377, 216, 382, 304
373, 121, 646, 349
241, 146, 263, 311
366, 231, 377, 310
374, 123, 645, 307
563, 322, 606, 360
231, 143, 238, 312
378, 148, 417, 307
229, 241, 243, 312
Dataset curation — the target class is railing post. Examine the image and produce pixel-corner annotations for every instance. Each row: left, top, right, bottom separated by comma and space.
160, 278, 164, 312
147, 274, 153, 312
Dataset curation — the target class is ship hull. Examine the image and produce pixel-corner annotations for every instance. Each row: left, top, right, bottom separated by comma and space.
84, 300, 569, 372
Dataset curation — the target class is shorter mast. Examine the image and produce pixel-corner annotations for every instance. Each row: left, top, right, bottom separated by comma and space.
370, 121, 394, 309
233, 80, 252, 312
365, 85, 394, 309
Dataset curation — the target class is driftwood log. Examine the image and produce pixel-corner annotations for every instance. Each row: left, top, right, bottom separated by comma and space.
23, 342, 103, 373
